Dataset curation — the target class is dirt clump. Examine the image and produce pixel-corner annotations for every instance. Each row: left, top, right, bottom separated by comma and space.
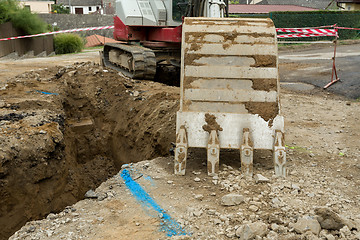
244, 102, 279, 123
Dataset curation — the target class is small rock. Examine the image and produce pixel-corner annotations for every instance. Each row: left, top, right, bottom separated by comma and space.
193, 209, 203, 217
194, 177, 201, 182
207, 209, 216, 215
26, 226, 36, 233
46, 213, 57, 220
46, 230, 53, 237
325, 235, 335, 240
221, 194, 244, 206
339, 226, 351, 238
39, 130, 47, 134
270, 223, 279, 231
254, 174, 270, 183
194, 194, 204, 200
249, 205, 259, 212
84, 189, 98, 199
315, 207, 346, 230
214, 219, 222, 225
293, 216, 321, 235
133, 91, 140, 97
235, 222, 268, 239
97, 193, 107, 201
167, 180, 174, 184
291, 183, 300, 190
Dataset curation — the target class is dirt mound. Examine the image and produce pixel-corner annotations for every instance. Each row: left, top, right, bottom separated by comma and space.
0, 62, 179, 239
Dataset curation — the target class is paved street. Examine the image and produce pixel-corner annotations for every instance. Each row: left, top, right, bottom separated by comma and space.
279, 43, 360, 99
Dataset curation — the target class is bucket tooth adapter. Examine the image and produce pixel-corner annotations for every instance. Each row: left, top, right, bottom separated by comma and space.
175, 17, 287, 177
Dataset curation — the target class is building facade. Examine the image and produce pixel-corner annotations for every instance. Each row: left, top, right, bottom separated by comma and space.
57, 0, 103, 14
337, 0, 360, 10
19, 0, 54, 13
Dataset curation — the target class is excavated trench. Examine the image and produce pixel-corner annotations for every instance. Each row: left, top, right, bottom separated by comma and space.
0, 63, 180, 239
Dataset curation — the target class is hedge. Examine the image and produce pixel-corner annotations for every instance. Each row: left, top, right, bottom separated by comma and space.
271, 11, 360, 40
232, 11, 360, 40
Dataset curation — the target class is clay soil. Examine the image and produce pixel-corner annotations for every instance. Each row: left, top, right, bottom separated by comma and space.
0, 49, 359, 240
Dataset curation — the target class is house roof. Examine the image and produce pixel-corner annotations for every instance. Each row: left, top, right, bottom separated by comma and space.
85, 34, 119, 48
57, 0, 101, 6
229, 4, 318, 13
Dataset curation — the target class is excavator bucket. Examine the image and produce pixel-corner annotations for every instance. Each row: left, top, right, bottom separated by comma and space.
174, 17, 286, 177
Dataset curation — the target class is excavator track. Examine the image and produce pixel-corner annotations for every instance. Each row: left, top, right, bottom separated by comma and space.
102, 43, 156, 80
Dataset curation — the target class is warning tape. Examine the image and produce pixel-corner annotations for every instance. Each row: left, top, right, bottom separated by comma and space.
277, 32, 338, 39
335, 26, 360, 31
276, 28, 337, 35
1, 24, 358, 42
0, 25, 114, 41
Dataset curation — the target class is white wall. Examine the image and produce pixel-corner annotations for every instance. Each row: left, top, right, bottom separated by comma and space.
20, 1, 54, 13
70, 5, 103, 14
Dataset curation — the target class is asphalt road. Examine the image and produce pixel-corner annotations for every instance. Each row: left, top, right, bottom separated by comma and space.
279, 43, 360, 99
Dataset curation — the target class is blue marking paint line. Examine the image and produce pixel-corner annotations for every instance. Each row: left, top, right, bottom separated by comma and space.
35, 90, 59, 95
121, 169, 188, 237
143, 175, 156, 187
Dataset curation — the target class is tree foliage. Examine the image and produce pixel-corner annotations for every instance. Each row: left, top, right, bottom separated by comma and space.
52, 4, 69, 14
0, 0, 47, 34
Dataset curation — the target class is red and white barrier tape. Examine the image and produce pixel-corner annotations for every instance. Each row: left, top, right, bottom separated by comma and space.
277, 28, 337, 35
0, 25, 114, 41
2, 24, 358, 42
335, 26, 360, 31
277, 32, 338, 39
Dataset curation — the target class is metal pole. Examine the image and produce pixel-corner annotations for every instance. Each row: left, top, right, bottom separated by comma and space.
324, 38, 340, 89
68, 0, 71, 14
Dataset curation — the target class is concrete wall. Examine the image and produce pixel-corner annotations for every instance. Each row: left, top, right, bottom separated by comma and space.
19, 1, 54, 13
38, 14, 115, 38
102, 0, 116, 14
0, 22, 54, 58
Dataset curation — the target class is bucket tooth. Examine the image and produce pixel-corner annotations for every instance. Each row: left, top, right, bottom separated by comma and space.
241, 128, 254, 178
207, 130, 220, 176
273, 130, 287, 177
174, 126, 188, 175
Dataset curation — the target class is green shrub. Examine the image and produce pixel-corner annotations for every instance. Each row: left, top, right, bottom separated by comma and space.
52, 4, 70, 14
0, 0, 47, 34
10, 7, 47, 34
54, 33, 84, 54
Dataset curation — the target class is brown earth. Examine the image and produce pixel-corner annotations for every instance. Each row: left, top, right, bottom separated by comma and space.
0, 48, 359, 240
0, 58, 179, 239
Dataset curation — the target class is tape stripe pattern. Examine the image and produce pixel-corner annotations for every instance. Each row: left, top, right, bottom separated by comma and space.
0, 25, 114, 41
3, 25, 357, 41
